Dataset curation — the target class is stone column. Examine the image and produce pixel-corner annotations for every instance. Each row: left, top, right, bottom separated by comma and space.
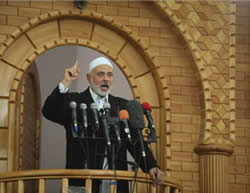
195, 145, 233, 193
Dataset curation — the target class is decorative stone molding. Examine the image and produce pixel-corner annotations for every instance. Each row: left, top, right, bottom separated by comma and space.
195, 144, 233, 193
154, 0, 236, 147
195, 144, 234, 155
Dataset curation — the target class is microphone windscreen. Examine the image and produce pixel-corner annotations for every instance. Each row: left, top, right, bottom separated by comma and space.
69, 101, 77, 109
125, 100, 145, 129
142, 102, 152, 112
119, 110, 129, 120
90, 103, 97, 109
80, 103, 87, 109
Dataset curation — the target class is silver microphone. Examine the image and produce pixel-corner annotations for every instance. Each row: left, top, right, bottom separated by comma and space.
90, 103, 99, 130
80, 103, 88, 129
104, 101, 111, 117
69, 101, 78, 133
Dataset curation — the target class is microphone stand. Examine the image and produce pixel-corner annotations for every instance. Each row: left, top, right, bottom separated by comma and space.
92, 125, 97, 139
130, 137, 142, 193
147, 124, 157, 144
111, 142, 116, 170
111, 138, 121, 192
144, 114, 159, 193
137, 129, 149, 193
78, 124, 89, 169
146, 126, 159, 193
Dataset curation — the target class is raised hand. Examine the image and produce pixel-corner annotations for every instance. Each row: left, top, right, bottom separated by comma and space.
62, 60, 80, 88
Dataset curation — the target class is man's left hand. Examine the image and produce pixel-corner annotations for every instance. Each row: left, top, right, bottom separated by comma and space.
149, 167, 165, 185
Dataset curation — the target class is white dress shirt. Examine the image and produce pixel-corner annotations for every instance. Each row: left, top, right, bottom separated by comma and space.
89, 87, 109, 111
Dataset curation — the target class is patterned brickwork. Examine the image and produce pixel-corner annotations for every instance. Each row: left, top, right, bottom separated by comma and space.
156, 0, 235, 146
0, 1, 241, 193
229, 2, 250, 193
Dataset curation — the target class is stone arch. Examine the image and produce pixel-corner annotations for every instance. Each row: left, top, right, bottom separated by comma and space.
0, 10, 171, 171
154, 1, 213, 144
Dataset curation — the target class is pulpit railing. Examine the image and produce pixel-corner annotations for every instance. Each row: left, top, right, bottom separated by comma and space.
0, 169, 182, 193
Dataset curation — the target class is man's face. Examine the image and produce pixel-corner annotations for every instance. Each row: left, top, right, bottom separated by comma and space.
87, 64, 114, 96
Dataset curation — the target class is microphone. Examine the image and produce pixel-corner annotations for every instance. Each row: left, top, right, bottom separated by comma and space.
125, 100, 145, 129
108, 116, 121, 145
142, 102, 157, 143
80, 103, 88, 129
125, 100, 146, 157
104, 101, 111, 118
100, 111, 111, 147
69, 101, 78, 134
119, 110, 132, 143
113, 123, 121, 146
90, 103, 99, 131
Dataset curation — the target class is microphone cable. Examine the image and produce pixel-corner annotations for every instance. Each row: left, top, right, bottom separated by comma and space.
101, 143, 118, 193
136, 129, 150, 193
148, 139, 159, 193
143, 141, 150, 193
78, 139, 88, 169
131, 155, 140, 193
125, 99, 150, 193
111, 143, 118, 193
130, 137, 144, 193
111, 136, 127, 193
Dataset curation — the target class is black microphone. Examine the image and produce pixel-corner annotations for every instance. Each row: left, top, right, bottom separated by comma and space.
90, 103, 99, 131
69, 101, 78, 134
80, 103, 88, 129
100, 112, 111, 147
113, 122, 121, 146
142, 102, 157, 143
104, 101, 111, 118
126, 100, 146, 157
103, 102, 113, 147
119, 110, 132, 143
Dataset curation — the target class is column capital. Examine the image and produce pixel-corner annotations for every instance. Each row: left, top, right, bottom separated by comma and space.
195, 144, 234, 156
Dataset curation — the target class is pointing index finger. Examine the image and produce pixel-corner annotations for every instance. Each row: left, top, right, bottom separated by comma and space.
73, 60, 79, 69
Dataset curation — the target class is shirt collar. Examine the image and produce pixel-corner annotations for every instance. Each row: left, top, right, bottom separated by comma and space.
89, 87, 109, 103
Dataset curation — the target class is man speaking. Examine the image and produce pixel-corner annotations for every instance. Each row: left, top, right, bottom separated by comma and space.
42, 56, 165, 193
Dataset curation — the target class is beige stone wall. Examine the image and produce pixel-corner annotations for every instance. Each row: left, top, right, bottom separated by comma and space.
0, 1, 245, 193
229, 1, 250, 193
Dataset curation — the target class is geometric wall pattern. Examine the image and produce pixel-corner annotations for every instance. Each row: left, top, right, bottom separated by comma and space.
0, 1, 241, 193
156, 0, 236, 146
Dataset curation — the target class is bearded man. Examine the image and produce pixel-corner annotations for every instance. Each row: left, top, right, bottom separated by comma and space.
42, 57, 165, 193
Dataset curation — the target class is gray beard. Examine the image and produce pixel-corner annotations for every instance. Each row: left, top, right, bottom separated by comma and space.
90, 82, 112, 97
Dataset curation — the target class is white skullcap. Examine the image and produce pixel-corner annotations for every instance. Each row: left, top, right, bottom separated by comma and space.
88, 57, 113, 73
